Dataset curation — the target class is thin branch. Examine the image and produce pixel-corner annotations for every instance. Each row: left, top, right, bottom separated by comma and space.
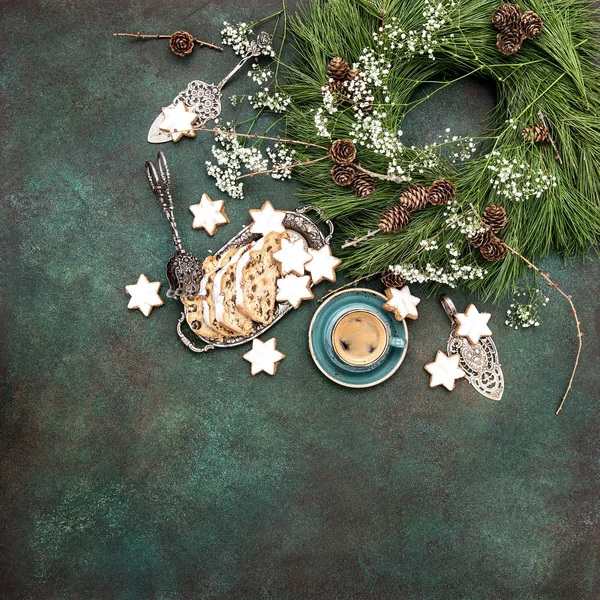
354, 164, 410, 184
195, 125, 330, 151
113, 32, 223, 51
537, 109, 563, 165
504, 243, 582, 414
236, 155, 330, 180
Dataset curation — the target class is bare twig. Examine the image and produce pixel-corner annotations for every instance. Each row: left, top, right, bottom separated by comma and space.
236, 155, 330, 181
503, 243, 582, 414
354, 164, 410, 184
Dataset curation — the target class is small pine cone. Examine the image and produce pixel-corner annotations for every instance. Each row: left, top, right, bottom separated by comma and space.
522, 123, 550, 144
428, 178, 456, 206
468, 227, 493, 249
481, 204, 507, 233
399, 185, 429, 212
497, 30, 523, 55
492, 3, 522, 32
521, 10, 543, 40
328, 56, 350, 81
381, 269, 406, 290
347, 68, 360, 80
353, 173, 376, 198
331, 163, 356, 187
379, 204, 411, 233
169, 30, 195, 56
330, 139, 357, 164
480, 237, 508, 262
327, 78, 347, 100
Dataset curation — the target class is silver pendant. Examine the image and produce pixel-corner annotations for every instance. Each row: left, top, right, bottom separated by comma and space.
148, 33, 270, 143
441, 295, 504, 401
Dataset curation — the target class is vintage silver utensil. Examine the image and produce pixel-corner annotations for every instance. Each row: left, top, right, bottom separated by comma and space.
148, 32, 271, 143
145, 151, 203, 298
441, 294, 504, 400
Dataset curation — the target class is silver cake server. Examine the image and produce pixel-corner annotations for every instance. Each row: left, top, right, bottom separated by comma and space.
148, 32, 270, 143
441, 294, 504, 401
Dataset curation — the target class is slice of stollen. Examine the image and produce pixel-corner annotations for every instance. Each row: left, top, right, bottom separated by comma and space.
184, 255, 222, 340
237, 231, 287, 325
213, 244, 255, 336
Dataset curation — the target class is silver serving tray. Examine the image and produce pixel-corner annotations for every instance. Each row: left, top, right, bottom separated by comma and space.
176, 207, 334, 353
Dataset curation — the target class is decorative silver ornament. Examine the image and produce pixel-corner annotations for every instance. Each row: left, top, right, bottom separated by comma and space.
148, 33, 271, 143
441, 295, 504, 401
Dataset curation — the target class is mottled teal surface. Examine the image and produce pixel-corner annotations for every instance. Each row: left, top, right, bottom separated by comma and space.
1, 0, 599, 598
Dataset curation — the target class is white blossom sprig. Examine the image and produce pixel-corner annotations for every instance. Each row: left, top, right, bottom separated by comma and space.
506, 287, 550, 329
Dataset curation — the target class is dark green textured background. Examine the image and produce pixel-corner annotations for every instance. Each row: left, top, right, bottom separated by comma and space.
1, 0, 599, 598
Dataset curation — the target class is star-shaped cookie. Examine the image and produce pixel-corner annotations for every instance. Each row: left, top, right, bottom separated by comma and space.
126, 274, 164, 317
276, 274, 313, 309
383, 285, 421, 321
159, 103, 198, 142
243, 337, 285, 376
248, 201, 287, 235
189, 193, 229, 236
305, 245, 342, 284
424, 351, 466, 391
273, 238, 312, 276
455, 304, 492, 345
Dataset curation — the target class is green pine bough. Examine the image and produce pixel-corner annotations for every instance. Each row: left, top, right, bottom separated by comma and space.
281, 0, 600, 301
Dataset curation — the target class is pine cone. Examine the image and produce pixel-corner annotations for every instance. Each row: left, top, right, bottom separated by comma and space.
399, 185, 429, 212
353, 173, 376, 198
330, 139, 357, 164
481, 204, 507, 233
381, 269, 406, 289
428, 179, 456, 206
169, 31, 195, 56
492, 3, 522, 32
331, 163, 356, 187
347, 69, 360, 80
468, 227, 493, 249
522, 123, 550, 144
480, 237, 508, 262
328, 56, 350, 81
497, 30, 523, 55
327, 79, 347, 99
521, 11, 543, 39
379, 204, 411, 233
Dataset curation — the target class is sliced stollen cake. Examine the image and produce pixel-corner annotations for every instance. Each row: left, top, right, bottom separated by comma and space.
236, 231, 288, 324
184, 255, 223, 340
213, 244, 255, 336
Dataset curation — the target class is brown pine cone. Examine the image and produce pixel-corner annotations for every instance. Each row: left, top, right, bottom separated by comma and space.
428, 179, 456, 206
521, 11, 543, 39
492, 3, 522, 32
497, 30, 523, 55
169, 31, 195, 56
347, 68, 360, 80
328, 56, 350, 81
399, 185, 429, 212
381, 268, 406, 290
330, 139, 357, 164
522, 124, 550, 144
480, 237, 508, 262
482, 204, 508, 233
379, 204, 411, 233
353, 173, 376, 198
468, 227, 493, 249
331, 163, 356, 187
327, 79, 347, 98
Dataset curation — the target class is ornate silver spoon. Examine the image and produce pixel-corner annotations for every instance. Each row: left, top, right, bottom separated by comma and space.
441, 294, 504, 401
148, 32, 271, 144
145, 151, 203, 298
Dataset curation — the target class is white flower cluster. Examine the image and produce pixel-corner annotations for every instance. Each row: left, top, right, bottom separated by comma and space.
419, 239, 440, 250
314, 107, 331, 138
249, 88, 292, 112
487, 151, 557, 201
390, 243, 486, 287
443, 200, 484, 238
248, 63, 272, 85
505, 288, 549, 329
374, 0, 454, 61
440, 129, 478, 163
265, 143, 296, 180
221, 22, 275, 57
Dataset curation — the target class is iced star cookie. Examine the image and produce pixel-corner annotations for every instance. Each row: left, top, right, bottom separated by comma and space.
305, 245, 342, 284
189, 193, 229, 236
243, 337, 285, 375
273, 238, 312, 276
383, 286, 421, 321
248, 201, 287, 235
455, 304, 492, 345
275, 274, 313, 309
424, 351, 466, 391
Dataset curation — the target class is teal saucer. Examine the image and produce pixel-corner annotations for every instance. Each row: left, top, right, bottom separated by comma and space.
308, 288, 409, 388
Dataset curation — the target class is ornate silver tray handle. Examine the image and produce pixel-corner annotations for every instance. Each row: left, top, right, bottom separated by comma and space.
177, 206, 334, 353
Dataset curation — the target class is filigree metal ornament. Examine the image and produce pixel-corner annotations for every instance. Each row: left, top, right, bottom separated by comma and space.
146, 151, 204, 299
148, 32, 271, 143
441, 295, 504, 401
